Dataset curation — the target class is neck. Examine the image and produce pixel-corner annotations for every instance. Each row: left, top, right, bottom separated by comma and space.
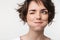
26, 29, 45, 40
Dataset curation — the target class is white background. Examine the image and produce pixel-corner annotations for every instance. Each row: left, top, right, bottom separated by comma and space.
0, 0, 60, 40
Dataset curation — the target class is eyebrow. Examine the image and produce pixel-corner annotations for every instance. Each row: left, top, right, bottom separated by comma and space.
28, 9, 48, 12
29, 9, 36, 12
40, 9, 48, 11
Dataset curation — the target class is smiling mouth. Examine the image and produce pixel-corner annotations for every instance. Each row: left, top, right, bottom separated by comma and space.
34, 22, 43, 24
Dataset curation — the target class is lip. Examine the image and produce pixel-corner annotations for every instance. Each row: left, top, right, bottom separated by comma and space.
34, 22, 43, 24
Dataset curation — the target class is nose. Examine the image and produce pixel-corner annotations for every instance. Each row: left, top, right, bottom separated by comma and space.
35, 12, 41, 20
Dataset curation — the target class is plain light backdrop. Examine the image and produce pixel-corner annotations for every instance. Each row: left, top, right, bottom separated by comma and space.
0, 0, 60, 40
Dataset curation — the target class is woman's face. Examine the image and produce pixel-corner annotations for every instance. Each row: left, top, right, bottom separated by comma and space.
26, 1, 48, 31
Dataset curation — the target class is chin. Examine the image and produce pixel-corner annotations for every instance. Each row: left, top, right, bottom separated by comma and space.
33, 27, 44, 32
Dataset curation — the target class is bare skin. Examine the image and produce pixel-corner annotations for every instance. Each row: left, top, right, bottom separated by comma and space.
20, 1, 50, 40
20, 30, 50, 40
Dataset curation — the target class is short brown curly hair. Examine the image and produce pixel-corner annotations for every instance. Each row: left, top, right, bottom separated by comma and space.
17, 0, 55, 23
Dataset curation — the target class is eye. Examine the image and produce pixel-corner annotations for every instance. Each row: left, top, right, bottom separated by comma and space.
29, 12, 35, 14
40, 11, 48, 14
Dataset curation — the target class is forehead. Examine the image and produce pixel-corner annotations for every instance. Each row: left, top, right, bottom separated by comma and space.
28, 1, 47, 10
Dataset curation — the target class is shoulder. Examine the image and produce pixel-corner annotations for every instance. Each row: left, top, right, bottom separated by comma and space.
10, 37, 20, 40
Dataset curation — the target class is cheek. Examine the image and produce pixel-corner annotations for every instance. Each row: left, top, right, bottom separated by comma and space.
26, 14, 34, 22
26, 15, 35, 28
42, 15, 48, 21
42, 15, 48, 25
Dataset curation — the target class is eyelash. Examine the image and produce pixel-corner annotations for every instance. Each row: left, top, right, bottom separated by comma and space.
29, 11, 48, 14
30, 13, 34, 14
40, 11, 48, 14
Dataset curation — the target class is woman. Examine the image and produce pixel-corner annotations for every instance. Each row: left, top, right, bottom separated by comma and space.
15, 0, 55, 40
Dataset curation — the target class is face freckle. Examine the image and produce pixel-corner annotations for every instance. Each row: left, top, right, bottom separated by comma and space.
26, 1, 48, 31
